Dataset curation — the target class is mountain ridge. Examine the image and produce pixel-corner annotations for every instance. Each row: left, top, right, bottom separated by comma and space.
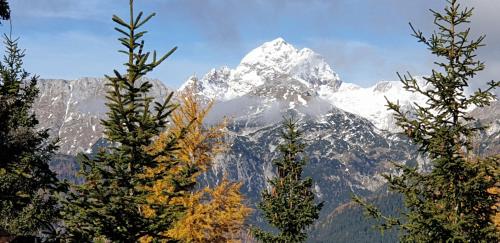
179, 37, 431, 132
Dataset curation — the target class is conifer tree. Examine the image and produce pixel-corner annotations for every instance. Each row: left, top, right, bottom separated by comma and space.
140, 87, 251, 242
0, 0, 9, 23
0, 35, 62, 237
488, 186, 500, 233
167, 178, 252, 243
62, 0, 181, 241
354, 1, 499, 242
253, 118, 323, 243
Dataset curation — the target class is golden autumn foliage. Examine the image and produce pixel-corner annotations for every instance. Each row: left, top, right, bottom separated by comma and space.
140, 87, 251, 242
167, 179, 252, 242
487, 186, 500, 233
140, 88, 225, 216
473, 142, 500, 234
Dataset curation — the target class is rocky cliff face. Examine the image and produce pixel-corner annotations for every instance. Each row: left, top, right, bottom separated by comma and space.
203, 104, 416, 220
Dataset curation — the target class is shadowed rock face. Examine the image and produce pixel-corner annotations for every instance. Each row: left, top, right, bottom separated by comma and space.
203, 106, 417, 220
35, 77, 172, 155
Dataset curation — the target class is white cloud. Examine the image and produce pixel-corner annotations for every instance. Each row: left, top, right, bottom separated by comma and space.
10, 0, 118, 20
303, 38, 432, 86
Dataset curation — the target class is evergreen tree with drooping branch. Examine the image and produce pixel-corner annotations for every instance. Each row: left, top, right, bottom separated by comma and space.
0, 34, 62, 238
62, 0, 182, 241
354, 1, 499, 242
252, 117, 323, 243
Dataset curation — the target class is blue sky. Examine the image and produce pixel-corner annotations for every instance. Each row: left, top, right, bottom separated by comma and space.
7, 0, 500, 89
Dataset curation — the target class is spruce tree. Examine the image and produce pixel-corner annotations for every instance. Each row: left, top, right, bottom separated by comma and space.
62, 0, 182, 241
253, 118, 323, 243
0, 35, 62, 237
0, 0, 9, 23
354, 1, 499, 242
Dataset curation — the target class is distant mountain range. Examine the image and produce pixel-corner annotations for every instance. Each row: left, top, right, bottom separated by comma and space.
34, 38, 499, 242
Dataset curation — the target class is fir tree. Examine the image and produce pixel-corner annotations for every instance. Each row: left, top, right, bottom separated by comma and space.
354, 1, 499, 242
253, 118, 323, 243
0, 35, 62, 237
62, 0, 181, 241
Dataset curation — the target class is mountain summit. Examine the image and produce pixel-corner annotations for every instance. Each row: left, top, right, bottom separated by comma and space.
179, 38, 430, 131
181, 37, 342, 101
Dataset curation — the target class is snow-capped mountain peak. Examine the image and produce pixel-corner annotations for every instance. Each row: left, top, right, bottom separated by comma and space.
177, 38, 442, 132
239, 37, 298, 68
237, 37, 341, 90
180, 37, 342, 101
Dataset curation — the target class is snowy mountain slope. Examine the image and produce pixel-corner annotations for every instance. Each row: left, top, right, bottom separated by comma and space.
320, 79, 429, 131
35, 77, 171, 155
180, 37, 430, 132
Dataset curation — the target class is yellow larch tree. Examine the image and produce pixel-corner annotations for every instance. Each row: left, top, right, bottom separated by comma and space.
167, 178, 252, 242
486, 156, 500, 234
140, 86, 251, 242
489, 186, 500, 232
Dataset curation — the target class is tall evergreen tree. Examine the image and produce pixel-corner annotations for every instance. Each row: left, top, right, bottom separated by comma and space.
0, 35, 62, 237
252, 118, 323, 243
354, 1, 499, 242
62, 0, 181, 241
0, 0, 9, 23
